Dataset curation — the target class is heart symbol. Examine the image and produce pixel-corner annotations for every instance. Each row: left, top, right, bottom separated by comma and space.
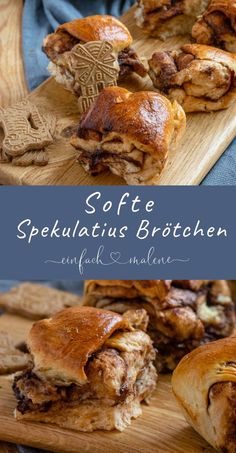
110, 251, 121, 262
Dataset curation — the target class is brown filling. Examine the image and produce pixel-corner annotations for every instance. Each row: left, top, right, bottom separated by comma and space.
200, 11, 235, 48
78, 149, 143, 175
72, 127, 145, 177
90, 281, 235, 372
13, 339, 156, 414
139, 0, 184, 23
118, 47, 147, 78
208, 381, 236, 452
149, 50, 234, 100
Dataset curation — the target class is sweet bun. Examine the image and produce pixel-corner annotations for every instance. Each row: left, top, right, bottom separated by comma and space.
149, 44, 236, 112
13, 306, 157, 432
172, 336, 236, 452
28, 306, 130, 384
71, 86, 186, 184
57, 15, 133, 52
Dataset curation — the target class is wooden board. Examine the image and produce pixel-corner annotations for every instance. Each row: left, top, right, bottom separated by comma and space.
0, 0, 28, 109
0, 7, 236, 186
0, 313, 215, 453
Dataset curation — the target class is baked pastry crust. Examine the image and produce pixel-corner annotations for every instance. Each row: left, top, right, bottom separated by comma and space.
28, 306, 130, 384
148, 43, 236, 112
84, 280, 235, 372
13, 306, 157, 432
192, 0, 236, 53
135, 0, 210, 39
44, 15, 133, 55
172, 336, 236, 452
71, 86, 186, 185
0, 282, 82, 320
43, 15, 147, 87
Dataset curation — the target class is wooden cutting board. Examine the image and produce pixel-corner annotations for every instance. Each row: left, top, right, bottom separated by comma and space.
0, 313, 215, 453
1, 7, 236, 186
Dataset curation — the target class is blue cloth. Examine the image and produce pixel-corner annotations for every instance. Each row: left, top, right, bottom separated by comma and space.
202, 139, 236, 185
22, 0, 236, 185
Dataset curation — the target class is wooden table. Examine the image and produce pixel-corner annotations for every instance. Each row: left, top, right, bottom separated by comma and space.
0, 0, 28, 109
0, 1, 27, 448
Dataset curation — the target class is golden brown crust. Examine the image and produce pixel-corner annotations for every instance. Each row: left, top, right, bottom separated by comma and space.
28, 306, 131, 385
72, 86, 185, 159
57, 15, 133, 52
71, 86, 185, 184
172, 337, 236, 452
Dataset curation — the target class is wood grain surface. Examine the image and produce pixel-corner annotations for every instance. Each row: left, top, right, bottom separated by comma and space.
0, 313, 215, 453
0, 3, 28, 450
0, 7, 236, 185
0, 0, 28, 108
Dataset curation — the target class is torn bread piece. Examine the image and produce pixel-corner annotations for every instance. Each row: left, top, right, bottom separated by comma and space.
43, 15, 147, 94
70, 86, 186, 185
172, 336, 236, 453
13, 306, 157, 432
0, 283, 82, 320
0, 331, 31, 375
192, 0, 236, 53
148, 44, 236, 112
84, 280, 235, 372
135, 0, 210, 40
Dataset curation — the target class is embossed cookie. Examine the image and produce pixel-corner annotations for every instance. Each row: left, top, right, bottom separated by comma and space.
0, 283, 82, 320
49, 40, 120, 113
0, 331, 31, 375
11, 149, 49, 167
0, 100, 56, 165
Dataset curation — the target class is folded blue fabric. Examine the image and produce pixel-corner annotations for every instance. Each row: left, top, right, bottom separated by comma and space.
22, 0, 236, 186
202, 138, 236, 185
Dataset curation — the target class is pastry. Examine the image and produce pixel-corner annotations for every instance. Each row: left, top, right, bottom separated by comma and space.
70, 86, 186, 185
192, 0, 236, 53
13, 306, 157, 432
0, 282, 82, 320
148, 44, 236, 112
135, 0, 210, 40
0, 331, 31, 375
84, 280, 235, 372
43, 15, 147, 93
172, 336, 236, 453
